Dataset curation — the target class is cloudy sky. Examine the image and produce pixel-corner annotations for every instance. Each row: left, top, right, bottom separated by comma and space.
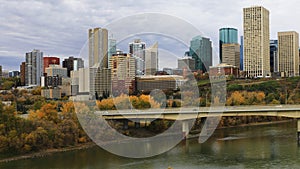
1, 0, 300, 71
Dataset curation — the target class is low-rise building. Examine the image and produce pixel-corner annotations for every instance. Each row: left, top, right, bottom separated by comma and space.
209, 63, 239, 78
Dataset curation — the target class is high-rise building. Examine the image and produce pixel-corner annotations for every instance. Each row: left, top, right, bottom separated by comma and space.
221, 43, 240, 68
45, 64, 68, 78
20, 62, 25, 86
129, 39, 146, 75
145, 42, 158, 75
108, 37, 117, 64
243, 6, 270, 78
43, 57, 60, 73
25, 49, 43, 86
240, 36, 244, 70
270, 40, 279, 73
190, 35, 212, 72
9, 71, 20, 77
88, 27, 108, 68
89, 27, 109, 97
109, 51, 135, 96
178, 56, 196, 71
219, 28, 238, 62
62, 56, 84, 77
0, 65, 2, 85
278, 31, 299, 77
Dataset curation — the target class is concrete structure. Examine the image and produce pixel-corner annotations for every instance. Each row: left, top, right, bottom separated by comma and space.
109, 52, 135, 96
71, 70, 79, 96
41, 74, 62, 87
59, 78, 72, 97
240, 36, 244, 70
243, 6, 270, 78
221, 43, 240, 68
190, 35, 212, 72
43, 57, 60, 73
145, 42, 158, 75
78, 68, 90, 93
136, 75, 186, 92
178, 56, 195, 71
129, 39, 146, 75
270, 40, 279, 73
25, 49, 43, 86
278, 31, 299, 77
41, 87, 61, 99
89, 27, 108, 68
45, 64, 67, 78
62, 56, 84, 77
20, 62, 25, 86
219, 28, 238, 62
209, 63, 239, 78
94, 68, 111, 98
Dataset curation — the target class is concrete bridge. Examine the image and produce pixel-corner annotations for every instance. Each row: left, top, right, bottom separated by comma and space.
97, 105, 300, 142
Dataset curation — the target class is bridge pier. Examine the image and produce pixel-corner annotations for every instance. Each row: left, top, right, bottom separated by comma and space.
182, 120, 189, 139
135, 121, 141, 128
123, 120, 128, 130
298, 119, 300, 145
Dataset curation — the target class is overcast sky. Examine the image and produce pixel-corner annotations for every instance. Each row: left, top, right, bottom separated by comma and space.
1, 0, 300, 71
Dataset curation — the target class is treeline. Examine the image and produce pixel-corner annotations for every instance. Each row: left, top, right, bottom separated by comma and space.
0, 101, 88, 155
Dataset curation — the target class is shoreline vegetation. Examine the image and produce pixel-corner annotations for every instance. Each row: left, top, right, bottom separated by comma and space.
0, 119, 294, 163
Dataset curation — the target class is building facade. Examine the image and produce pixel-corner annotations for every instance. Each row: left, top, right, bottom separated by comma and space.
20, 62, 25, 86
219, 28, 238, 62
243, 6, 270, 78
190, 35, 212, 72
145, 42, 158, 75
43, 57, 60, 73
209, 63, 239, 78
240, 36, 244, 70
129, 39, 146, 75
62, 56, 84, 77
45, 64, 68, 78
178, 56, 196, 71
108, 38, 117, 64
270, 40, 279, 73
25, 49, 43, 86
278, 31, 299, 77
221, 43, 240, 68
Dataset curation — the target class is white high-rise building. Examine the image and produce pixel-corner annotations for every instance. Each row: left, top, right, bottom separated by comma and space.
278, 31, 299, 77
145, 42, 158, 75
243, 6, 270, 78
129, 39, 146, 75
25, 49, 43, 86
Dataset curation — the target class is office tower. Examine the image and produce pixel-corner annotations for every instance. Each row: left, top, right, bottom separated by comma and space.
190, 35, 212, 72
219, 28, 238, 62
270, 40, 279, 73
129, 39, 146, 75
240, 36, 244, 70
108, 37, 117, 65
278, 31, 299, 77
45, 65, 68, 78
109, 51, 135, 96
25, 49, 43, 86
20, 62, 25, 86
221, 43, 240, 68
145, 42, 158, 75
62, 56, 84, 77
89, 27, 109, 97
43, 57, 60, 73
9, 71, 20, 77
178, 56, 196, 71
243, 6, 270, 78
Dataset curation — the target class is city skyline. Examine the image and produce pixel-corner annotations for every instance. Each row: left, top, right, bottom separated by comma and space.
1, 0, 300, 71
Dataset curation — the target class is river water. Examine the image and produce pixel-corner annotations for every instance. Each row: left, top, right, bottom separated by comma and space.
1, 121, 300, 169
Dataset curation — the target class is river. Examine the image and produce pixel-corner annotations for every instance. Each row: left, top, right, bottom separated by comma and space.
1, 121, 300, 169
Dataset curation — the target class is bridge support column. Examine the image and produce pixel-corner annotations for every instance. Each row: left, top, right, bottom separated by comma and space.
182, 120, 189, 139
298, 119, 300, 145
135, 120, 140, 128
123, 120, 128, 130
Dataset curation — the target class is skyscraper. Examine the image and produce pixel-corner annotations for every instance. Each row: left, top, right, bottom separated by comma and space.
243, 6, 270, 78
145, 42, 158, 75
129, 39, 146, 75
178, 56, 195, 71
270, 40, 279, 73
62, 56, 84, 77
278, 31, 299, 77
43, 57, 60, 73
108, 37, 117, 65
20, 62, 25, 86
0, 65, 2, 85
88, 27, 109, 97
25, 49, 43, 86
221, 43, 240, 68
240, 36, 244, 70
190, 35, 212, 72
219, 28, 238, 62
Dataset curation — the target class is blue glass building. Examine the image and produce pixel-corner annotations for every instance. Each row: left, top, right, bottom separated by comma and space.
189, 35, 212, 72
219, 28, 238, 62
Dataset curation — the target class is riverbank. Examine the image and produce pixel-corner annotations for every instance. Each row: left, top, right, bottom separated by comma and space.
0, 142, 96, 163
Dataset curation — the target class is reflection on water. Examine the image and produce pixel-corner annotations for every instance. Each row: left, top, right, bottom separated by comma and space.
1, 121, 300, 169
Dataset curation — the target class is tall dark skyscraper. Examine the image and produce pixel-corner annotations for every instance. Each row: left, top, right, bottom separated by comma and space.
190, 35, 212, 72
219, 28, 238, 62
62, 56, 84, 77
270, 40, 278, 73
